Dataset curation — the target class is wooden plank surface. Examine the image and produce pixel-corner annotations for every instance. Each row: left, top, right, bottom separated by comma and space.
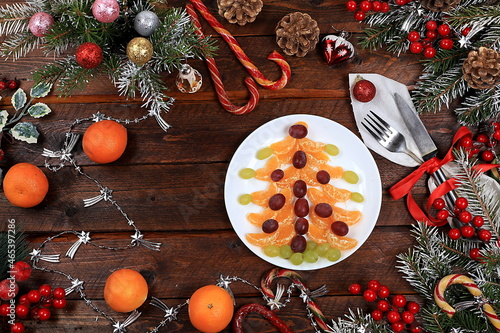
0, 0, 460, 331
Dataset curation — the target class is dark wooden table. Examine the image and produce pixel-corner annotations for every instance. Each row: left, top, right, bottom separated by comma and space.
0, 0, 462, 331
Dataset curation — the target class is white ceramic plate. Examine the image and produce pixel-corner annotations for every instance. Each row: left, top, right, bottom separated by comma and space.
224, 114, 382, 270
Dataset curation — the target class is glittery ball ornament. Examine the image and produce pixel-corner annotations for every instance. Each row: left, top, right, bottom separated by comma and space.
29, 12, 55, 38
176, 64, 203, 93
76, 42, 103, 69
322, 34, 355, 66
92, 0, 120, 23
126, 37, 153, 66
134, 11, 160, 37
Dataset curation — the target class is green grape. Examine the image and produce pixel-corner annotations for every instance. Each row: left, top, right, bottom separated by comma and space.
324, 144, 340, 156
290, 252, 304, 265
315, 243, 330, 257
303, 249, 319, 263
342, 171, 359, 184
326, 248, 341, 262
306, 240, 318, 251
279, 245, 293, 259
264, 245, 280, 257
239, 168, 256, 179
256, 147, 273, 160
238, 194, 253, 205
351, 192, 364, 203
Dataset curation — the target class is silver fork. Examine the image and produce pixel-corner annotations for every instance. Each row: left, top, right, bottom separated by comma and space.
361, 110, 423, 164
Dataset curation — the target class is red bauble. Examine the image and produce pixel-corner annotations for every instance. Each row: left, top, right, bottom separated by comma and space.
76, 42, 103, 69
322, 34, 355, 66
352, 78, 376, 102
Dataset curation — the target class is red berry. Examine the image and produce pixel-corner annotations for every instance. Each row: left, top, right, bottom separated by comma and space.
459, 210, 472, 224
360, 0, 372, 11
436, 209, 449, 221
41, 298, 53, 308
448, 228, 461, 240
472, 216, 485, 228
402, 311, 415, 324
438, 24, 451, 36
354, 10, 365, 21
492, 122, 500, 131
363, 289, 377, 302
476, 133, 489, 143
377, 285, 390, 298
493, 130, 500, 141
410, 42, 423, 53
27, 289, 41, 303
410, 325, 423, 333
482, 150, 495, 162
0, 81, 7, 90
432, 198, 445, 210
407, 31, 420, 42
0, 303, 10, 316
15, 304, 29, 318
53, 287, 66, 299
426, 30, 438, 39
406, 301, 420, 314
458, 134, 473, 148
39, 284, 52, 297
423, 46, 436, 58
7, 80, 19, 90
462, 27, 471, 36
38, 307, 51, 321
0, 279, 18, 301
367, 279, 381, 291
346, 0, 357, 11
10, 261, 31, 282
487, 138, 497, 148
455, 197, 468, 210
371, 309, 384, 321
387, 310, 401, 323
53, 298, 67, 309
439, 38, 453, 50
395, 0, 406, 5
372, 1, 382, 11
380, 2, 390, 12
18, 295, 30, 306
470, 248, 481, 260
426, 20, 437, 30
10, 322, 25, 333
377, 299, 390, 312
392, 294, 407, 308
0, 149, 4, 161
30, 306, 40, 319
349, 283, 362, 294
392, 321, 405, 333
460, 225, 475, 238
478, 229, 492, 242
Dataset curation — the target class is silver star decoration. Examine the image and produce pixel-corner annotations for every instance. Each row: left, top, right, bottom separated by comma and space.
70, 278, 84, 292
163, 307, 178, 320
78, 231, 91, 244
92, 112, 106, 122
30, 249, 42, 262
300, 289, 311, 303
131, 230, 144, 244
217, 275, 233, 290
458, 35, 472, 48
101, 187, 113, 201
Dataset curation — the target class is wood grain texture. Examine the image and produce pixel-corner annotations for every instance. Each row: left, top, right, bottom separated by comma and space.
0, 0, 459, 331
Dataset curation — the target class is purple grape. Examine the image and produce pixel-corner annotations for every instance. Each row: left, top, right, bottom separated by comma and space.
294, 217, 309, 235
270, 169, 284, 182
294, 198, 309, 217
262, 219, 279, 233
292, 151, 307, 169
331, 221, 349, 236
315, 203, 333, 218
293, 180, 307, 198
291, 235, 307, 253
288, 124, 308, 139
316, 170, 330, 184
268, 193, 286, 211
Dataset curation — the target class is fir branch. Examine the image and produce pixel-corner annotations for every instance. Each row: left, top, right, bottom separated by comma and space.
0, 31, 40, 60
0, 2, 39, 36
454, 84, 500, 125
447, 5, 500, 31
0, 221, 30, 280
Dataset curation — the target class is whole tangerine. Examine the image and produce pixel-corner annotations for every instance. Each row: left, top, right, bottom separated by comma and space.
2, 163, 49, 208
82, 119, 127, 164
104, 269, 148, 313
188, 285, 234, 333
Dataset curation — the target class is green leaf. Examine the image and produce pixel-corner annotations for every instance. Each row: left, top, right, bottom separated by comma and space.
28, 102, 51, 118
0, 110, 8, 131
10, 122, 39, 144
11, 88, 27, 111
30, 82, 52, 98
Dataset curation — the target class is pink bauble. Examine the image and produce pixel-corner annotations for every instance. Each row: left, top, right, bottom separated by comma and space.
92, 0, 120, 23
29, 12, 55, 38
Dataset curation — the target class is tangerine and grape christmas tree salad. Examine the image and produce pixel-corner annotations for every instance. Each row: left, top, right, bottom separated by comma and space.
224, 115, 382, 270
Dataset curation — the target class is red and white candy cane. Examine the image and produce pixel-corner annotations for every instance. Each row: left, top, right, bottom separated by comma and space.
434, 274, 500, 331
186, 4, 258, 115
188, 0, 291, 90
261, 268, 332, 332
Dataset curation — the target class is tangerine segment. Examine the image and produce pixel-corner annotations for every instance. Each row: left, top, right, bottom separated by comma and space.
298, 138, 326, 153
323, 184, 351, 203
274, 224, 295, 246
300, 167, 320, 187
333, 207, 362, 225
308, 210, 331, 229
307, 222, 328, 244
305, 152, 328, 169
276, 166, 300, 189
320, 164, 344, 179
255, 156, 280, 181
270, 135, 297, 157
307, 187, 328, 206
251, 183, 278, 207
247, 208, 276, 226
246, 230, 278, 247
326, 232, 358, 251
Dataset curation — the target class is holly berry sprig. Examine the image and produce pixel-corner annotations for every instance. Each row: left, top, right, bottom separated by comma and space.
345, 0, 391, 21
456, 121, 499, 163
0, 78, 20, 91
348, 280, 424, 332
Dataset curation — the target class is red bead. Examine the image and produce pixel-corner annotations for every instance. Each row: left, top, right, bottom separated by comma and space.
460, 225, 475, 238
15, 304, 29, 318
436, 209, 449, 221
409, 42, 423, 53
426, 20, 437, 31
402, 311, 415, 324
53, 298, 67, 309
367, 279, 381, 291
39, 284, 52, 297
470, 248, 481, 260
406, 301, 420, 314
448, 228, 461, 240
407, 31, 420, 42
392, 321, 405, 333
459, 210, 472, 224
438, 24, 451, 36
423, 46, 436, 58
478, 229, 492, 242
377, 299, 390, 312
482, 150, 495, 162
455, 197, 468, 210
387, 310, 401, 323
0, 303, 10, 316
10, 322, 25, 333
392, 294, 407, 308
426, 30, 438, 39
372, 1, 382, 11
354, 10, 365, 21
377, 285, 390, 298
37, 307, 51, 321
363, 289, 377, 302
371, 309, 384, 321
346, 0, 357, 12
439, 38, 453, 50
53, 287, 66, 299
462, 27, 471, 36
380, 2, 390, 12
359, 0, 372, 11
472, 216, 485, 228
432, 198, 446, 210
27, 289, 41, 303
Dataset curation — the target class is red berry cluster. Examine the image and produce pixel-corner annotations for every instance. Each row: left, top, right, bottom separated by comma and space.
456, 121, 499, 163
407, 20, 456, 58
0, 261, 67, 333
345, 0, 390, 21
348, 280, 423, 332
0, 78, 19, 91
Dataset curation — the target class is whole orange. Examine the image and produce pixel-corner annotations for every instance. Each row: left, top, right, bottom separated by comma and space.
82, 119, 127, 164
3, 163, 49, 208
188, 285, 234, 333
104, 269, 148, 313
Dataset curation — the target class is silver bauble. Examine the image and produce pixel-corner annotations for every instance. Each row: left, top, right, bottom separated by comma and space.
134, 11, 160, 37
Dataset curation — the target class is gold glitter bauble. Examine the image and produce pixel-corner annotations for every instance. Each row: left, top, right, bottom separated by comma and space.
126, 37, 153, 66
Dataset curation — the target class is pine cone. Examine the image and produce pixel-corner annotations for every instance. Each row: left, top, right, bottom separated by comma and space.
418, 0, 460, 12
217, 0, 263, 26
462, 47, 500, 90
275, 12, 320, 57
